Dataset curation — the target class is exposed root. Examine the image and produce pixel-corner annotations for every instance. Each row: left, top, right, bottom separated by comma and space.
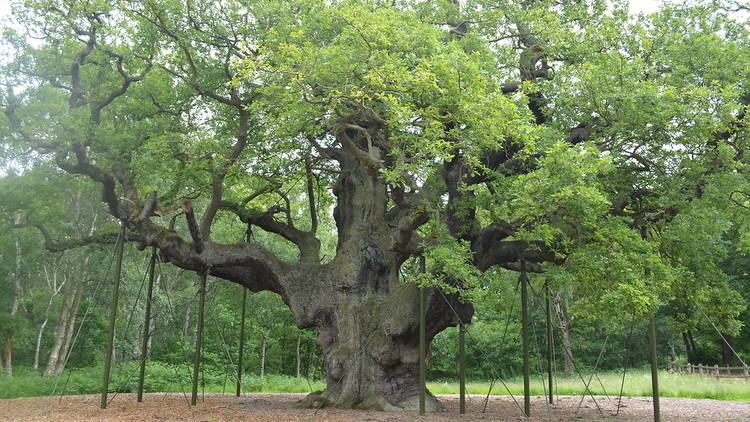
297, 390, 442, 412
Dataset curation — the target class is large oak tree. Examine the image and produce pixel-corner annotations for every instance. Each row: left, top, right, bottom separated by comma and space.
1, 0, 748, 410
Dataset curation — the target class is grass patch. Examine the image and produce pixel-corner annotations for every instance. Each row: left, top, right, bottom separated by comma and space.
427, 370, 750, 401
2, 366, 747, 402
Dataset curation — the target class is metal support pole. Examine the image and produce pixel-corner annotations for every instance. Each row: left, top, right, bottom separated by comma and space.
101, 224, 125, 409
545, 280, 554, 404
191, 272, 207, 406
642, 225, 660, 422
419, 255, 426, 416
236, 287, 247, 397
521, 261, 530, 417
649, 315, 661, 422
137, 248, 157, 402
459, 323, 466, 414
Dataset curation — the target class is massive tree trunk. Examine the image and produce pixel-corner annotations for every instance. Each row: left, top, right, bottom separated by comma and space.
298, 282, 471, 411
287, 161, 473, 411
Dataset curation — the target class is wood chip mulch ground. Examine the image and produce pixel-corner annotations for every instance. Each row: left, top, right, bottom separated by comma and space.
1, 393, 748, 421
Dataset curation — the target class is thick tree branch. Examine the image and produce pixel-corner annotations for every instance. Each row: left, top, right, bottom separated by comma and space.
91, 49, 153, 122
334, 124, 384, 170
31, 224, 128, 253
305, 157, 319, 235
220, 201, 321, 263
55, 145, 121, 218
199, 109, 251, 239
69, 26, 97, 108
137, 191, 158, 222
132, 220, 294, 296
2, 94, 58, 152
183, 201, 204, 253
307, 134, 346, 161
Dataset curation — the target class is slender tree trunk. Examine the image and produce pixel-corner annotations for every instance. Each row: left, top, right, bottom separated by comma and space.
553, 290, 574, 375
43, 210, 97, 376
34, 320, 49, 370
721, 334, 736, 366
669, 341, 678, 363
45, 280, 73, 376
280, 331, 286, 375
687, 330, 698, 362
34, 265, 65, 370
260, 327, 269, 377
183, 306, 192, 338
56, 283, 83, 374
682, 332, 693, 363
305, 340, 312, 379
5, 239, 23, 376
3, 340, 12, 376
296, 334, 302, 378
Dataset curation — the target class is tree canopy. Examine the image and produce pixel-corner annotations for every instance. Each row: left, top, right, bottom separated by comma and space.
1, 0, 749, 410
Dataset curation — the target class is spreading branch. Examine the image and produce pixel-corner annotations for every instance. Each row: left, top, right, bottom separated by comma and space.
220, 201, 320, 264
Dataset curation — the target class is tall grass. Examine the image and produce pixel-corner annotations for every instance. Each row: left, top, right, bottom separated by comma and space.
1, 366, 747, 401
428, 370, 750, 401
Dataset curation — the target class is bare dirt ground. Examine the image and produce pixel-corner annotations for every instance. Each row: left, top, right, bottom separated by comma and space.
1, 393, 748, 422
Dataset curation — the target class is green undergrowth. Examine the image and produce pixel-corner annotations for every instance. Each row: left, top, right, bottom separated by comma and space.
2, 366, 747, 402
0, 363, 325, 399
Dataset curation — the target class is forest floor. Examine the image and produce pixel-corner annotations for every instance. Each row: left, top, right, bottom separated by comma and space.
0, 392, 748, 422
